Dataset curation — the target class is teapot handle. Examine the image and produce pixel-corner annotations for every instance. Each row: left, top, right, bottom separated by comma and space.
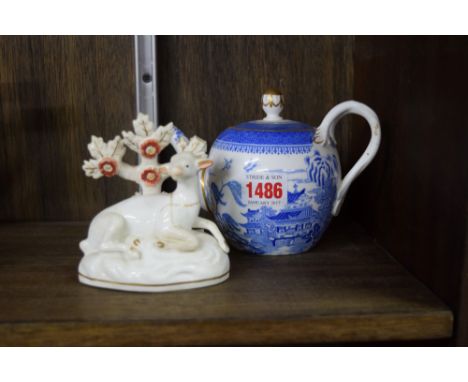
314, 100, 381, 216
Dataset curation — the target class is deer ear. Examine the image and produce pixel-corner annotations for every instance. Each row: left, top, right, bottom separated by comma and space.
198, 159, 213, 169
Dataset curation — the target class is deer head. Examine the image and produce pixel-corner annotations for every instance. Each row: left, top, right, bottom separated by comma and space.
164, 136, 213, 181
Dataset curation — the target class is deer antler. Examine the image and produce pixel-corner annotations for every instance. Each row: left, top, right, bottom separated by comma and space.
180, 136, 208, 159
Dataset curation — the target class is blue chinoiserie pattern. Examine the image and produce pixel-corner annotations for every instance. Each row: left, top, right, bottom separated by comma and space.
209, 148, 338, 255
205, 95, 380, 255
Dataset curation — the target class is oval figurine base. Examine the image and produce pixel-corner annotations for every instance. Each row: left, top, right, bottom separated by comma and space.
78, 232, 230, 293
78, 271, 229, 293
80, 119, 231, 292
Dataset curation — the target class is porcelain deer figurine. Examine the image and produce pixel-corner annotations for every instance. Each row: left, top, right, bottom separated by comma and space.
80, 136, 229, 257
79, 116, 230, 292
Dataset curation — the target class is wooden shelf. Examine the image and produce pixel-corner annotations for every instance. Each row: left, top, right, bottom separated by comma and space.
0, 219, 452, 345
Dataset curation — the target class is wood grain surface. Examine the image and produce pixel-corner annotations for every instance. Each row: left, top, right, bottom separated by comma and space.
0, 36, 136, 221
457, 219, 468, 346
0, 219, 452, 346
0, 35, 466, 345
350, 36, 468, 343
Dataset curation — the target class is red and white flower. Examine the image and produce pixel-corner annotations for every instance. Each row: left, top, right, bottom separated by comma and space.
140, 167, 161, 186
121, 115, 174, 155
98, 158, 118, 177
140, 139, 161, 159
82, 118, 177, 196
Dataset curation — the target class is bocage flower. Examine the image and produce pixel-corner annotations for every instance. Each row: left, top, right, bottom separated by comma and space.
98, 158, 118, 177
140, 139, 161, 159
140, 167, 161, 186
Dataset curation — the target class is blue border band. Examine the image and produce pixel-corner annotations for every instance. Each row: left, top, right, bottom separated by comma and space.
212, 140, 312, 155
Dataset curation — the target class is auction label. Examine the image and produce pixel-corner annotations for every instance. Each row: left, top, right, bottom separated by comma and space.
245, 172, 287, 208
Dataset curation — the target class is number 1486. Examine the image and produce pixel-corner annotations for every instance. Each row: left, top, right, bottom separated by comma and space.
246, 182, 283, 199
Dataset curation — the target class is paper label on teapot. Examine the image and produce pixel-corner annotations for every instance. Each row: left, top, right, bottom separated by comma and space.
245, 172, 287, 208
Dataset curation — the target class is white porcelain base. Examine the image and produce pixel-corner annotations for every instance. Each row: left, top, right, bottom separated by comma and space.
78, 232, 230, 293
78, 271, 229, 292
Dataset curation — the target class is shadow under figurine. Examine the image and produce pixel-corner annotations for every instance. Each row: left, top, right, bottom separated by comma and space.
78, 114, 230, 292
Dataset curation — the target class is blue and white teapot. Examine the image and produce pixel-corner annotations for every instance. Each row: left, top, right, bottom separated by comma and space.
199, 89, 381, 255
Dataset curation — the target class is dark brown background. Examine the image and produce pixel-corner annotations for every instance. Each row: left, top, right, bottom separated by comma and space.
0, 36, 466, 344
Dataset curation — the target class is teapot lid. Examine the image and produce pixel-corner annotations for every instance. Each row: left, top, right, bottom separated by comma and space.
214, 90, 313, 154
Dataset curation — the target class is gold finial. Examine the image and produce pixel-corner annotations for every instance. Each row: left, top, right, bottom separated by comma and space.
261, 89, 284, 121
263, 88, 282, 96
262, 89, 284, 109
